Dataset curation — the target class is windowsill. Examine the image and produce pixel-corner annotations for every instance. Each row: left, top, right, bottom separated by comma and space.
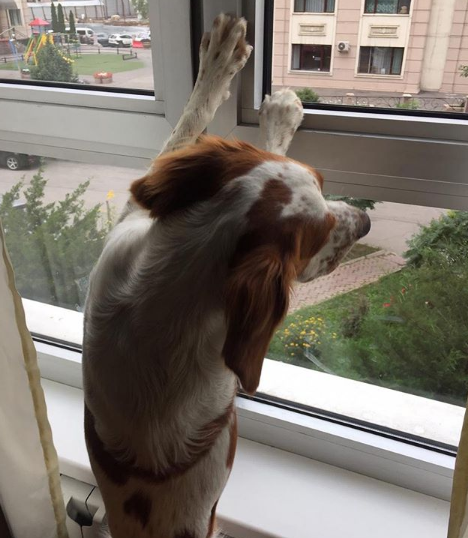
362, 13, 410, 16
355, 73, 404, 79
43, 379, 450, 538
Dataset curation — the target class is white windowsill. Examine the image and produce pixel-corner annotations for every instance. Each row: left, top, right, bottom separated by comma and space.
43, 379, 450, 538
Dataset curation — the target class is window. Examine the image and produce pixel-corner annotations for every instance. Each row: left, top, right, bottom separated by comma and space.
364, 0, 411, 15
358, 46, 404, 75
294, 0, 335, 13
8, 9, 22, 27
291, 44, 332, 72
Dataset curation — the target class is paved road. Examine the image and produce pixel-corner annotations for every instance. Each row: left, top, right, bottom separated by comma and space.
0, 158, 448, 255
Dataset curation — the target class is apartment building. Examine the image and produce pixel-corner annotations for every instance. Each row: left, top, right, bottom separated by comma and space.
0, 0, 30, 38
273, 0, 468, 96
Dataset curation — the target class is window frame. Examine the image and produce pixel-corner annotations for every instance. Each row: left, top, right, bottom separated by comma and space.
364, 0, 411, 15
294, 0, 335, 14
358, 45, 404, 76
1, 0, 467, 502
291, 43, 332, 72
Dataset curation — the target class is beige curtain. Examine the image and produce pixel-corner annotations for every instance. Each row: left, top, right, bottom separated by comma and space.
0, 220, 68, 538
449, 403, 468, 537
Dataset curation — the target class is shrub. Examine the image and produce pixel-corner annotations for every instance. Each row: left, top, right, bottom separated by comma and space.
325, 195, 378, 212
396, 99, 419, 110
404, 210, 468, 267
295, 88, 320, 103
0, 168, 108, 310
30, 42, 78, 83
460, 65, 468, 78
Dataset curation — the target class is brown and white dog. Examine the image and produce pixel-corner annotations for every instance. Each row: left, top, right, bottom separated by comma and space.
82, 14, 370, 538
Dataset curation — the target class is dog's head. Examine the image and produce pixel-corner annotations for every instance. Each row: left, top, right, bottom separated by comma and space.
131, 137, 370, 394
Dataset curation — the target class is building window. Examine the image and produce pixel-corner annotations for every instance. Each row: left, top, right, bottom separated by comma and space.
294, 0, 335, 14
364, 0, 411, 15
292, 44, 332, 72
358, 46, 404, 75
8, 9, 22, 27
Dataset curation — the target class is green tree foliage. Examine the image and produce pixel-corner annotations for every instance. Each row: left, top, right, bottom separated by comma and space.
460, 65, 468, 77
396, 99, 419, 110
0, 169, 108, 310
69, 11, 76, 35
404, 211, 468, 267
295, 88, 320, 103
51, 2, 59, 33
131, 0, 149, 19
325, 195, 377, 212
57, 3, 66, 33
30, 42, 78, 83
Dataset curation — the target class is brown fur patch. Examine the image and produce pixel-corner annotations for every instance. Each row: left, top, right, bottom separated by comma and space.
207, 501, 219, 538
226, 412, 238, 469
84, 403, 234, 486
174, 532, 197, 538
123, 492, 152, 529
130, 136, 285, 219
222, 179, 335, 393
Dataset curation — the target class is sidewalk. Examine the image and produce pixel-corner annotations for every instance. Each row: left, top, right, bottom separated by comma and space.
289, 250, 406, 313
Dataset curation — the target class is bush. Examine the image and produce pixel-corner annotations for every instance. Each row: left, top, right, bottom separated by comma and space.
339, 253, 468, 404
404, 211, 468, 267
295, 88, 320, 103
325, 195, 377, 212
396, 99, 419, 110
0, 168, 108, 310
30, 42, 78, 83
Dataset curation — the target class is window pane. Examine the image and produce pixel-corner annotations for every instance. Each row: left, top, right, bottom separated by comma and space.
0, 4, 154, 91
272, 0, 468, 115
0, 149, 145, 312
291, 45, 331, 72
264, 199, 467, 445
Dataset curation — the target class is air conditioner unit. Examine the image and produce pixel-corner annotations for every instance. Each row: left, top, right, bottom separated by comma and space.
337, 41, 350, 52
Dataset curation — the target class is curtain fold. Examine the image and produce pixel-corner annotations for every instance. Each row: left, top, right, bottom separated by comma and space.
448, 404, 468, 538
0, 219, 68, 538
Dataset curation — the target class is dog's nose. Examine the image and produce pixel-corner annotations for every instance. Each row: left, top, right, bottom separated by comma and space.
357, 211, 371, 239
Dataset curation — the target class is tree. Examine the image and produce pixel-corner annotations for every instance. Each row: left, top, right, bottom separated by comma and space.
131, 0, 148, 19
0, 169, 108, 310
51, 2, 59, 33
69, 10, 76, 35
57, 3, 66, 33
30, 42, 78, 83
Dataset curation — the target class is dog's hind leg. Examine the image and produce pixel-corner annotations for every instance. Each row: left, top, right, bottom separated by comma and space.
158, 14, 252, 157
259, 89, 304, 156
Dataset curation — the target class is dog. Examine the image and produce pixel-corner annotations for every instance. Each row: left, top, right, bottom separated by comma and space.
82, 14, 370, 538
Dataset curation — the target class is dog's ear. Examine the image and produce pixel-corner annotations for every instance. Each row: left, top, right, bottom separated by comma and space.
130, 137, 280, 219
222, 247, 295, 395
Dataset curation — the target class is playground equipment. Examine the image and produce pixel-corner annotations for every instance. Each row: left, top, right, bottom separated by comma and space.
24, 33, 54, 65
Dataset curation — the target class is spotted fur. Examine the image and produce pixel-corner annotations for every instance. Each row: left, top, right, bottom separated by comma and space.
83, 14, 370, 538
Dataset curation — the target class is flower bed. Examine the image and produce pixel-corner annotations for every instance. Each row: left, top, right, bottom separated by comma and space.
93, 71, 113, 84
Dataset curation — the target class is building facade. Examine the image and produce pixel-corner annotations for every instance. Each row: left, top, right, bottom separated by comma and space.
0, 0, 30, 39
273, 0, 468, 96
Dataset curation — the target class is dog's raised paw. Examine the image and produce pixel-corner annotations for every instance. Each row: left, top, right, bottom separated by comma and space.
198, 14, 253, 104
260, 89, 304, 135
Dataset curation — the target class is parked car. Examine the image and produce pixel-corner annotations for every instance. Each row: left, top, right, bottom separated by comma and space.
96, 32, 110, 47
0, 151, 38, 171
66, 27, 94, 44
134, 32, 150, 44
108, 34, 133, 47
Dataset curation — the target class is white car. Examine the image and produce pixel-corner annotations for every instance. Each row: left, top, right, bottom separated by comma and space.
108, 34, 133, 47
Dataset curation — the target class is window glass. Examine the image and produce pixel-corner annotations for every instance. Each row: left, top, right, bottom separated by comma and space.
264, 198, 467, 445
273, 0, 468, 114
291, 44, 332, 72
358, 47, 404, 76
0, 2, 153, 91
294, 0, 335, 14
0, 149, 144, 312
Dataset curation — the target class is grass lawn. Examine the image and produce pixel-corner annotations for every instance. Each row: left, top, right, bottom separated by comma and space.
72, 54, 145, 75
0, 53, 145, 75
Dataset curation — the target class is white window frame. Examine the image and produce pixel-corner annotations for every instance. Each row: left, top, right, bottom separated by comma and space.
1, 0, 466, 503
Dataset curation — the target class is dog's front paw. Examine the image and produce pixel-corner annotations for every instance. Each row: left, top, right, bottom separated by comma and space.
259, 89, 304, 155
260, 89, 304, 135
197, 14, 253, 107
